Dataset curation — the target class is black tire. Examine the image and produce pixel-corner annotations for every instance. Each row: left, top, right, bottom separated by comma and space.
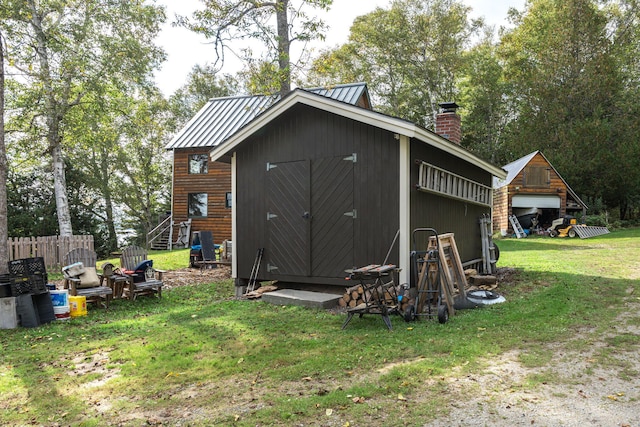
549, 229, 558, 238
404, 304, 416, 322
568, 228, 577, 238
437, 305, 449, 324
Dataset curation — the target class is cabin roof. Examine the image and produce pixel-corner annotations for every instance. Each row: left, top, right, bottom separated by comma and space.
494, 150, 587, 209
209, 88, 507, 179
165, 82, 371, 150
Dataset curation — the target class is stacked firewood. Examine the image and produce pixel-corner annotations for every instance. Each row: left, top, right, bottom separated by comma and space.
338, 281, 404, 308
464, 268, 498, 291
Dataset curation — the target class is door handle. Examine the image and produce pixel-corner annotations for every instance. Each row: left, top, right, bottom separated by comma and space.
302, 211, 311, 219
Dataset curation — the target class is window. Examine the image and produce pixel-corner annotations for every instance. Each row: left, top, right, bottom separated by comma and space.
523, 166, 550, 187
225, 192, 232, 209
188, 193, 208, 218
189, 154, 208, 174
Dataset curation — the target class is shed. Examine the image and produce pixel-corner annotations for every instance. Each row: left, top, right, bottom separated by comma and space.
209, 89, 506, 293
164, 83, 372, 248
493, 151, 587, 234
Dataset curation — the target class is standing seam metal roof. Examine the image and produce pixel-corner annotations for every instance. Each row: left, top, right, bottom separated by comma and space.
165, 82, 369, 150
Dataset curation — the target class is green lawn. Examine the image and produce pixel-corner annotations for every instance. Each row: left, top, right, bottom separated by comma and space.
1, 228, 639, 426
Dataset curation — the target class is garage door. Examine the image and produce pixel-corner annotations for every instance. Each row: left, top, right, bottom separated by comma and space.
512, 195, 560, 208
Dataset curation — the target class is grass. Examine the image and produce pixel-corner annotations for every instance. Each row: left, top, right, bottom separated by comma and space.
1, 228, 639, 426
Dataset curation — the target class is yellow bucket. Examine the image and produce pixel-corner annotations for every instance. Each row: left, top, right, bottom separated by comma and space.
69, 296, 87, 317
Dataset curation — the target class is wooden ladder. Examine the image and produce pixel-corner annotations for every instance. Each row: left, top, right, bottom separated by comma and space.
509, 215, 527, 238
426, 233, 470, 316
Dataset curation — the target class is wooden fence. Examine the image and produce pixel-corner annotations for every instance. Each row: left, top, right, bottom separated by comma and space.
7, 235, 95, 271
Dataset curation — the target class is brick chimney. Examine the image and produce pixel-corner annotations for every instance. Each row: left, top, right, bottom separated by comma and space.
435, 102, 461, 145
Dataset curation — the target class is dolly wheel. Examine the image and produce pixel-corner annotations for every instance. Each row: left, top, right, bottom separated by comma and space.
404, 304, 416, 322
438, 305, 449, 324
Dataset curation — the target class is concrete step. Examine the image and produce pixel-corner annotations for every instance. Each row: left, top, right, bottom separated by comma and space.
261, 289, 341, 309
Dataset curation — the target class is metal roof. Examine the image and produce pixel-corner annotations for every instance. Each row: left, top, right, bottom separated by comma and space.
493, 150, 587, 209
493, 151, 538, 189
209, 88, 507, 179
166, 82, 370, 150
304, 83, 371, 106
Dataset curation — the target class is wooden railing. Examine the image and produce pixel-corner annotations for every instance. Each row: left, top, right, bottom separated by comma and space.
7, 235, 95, 271
147, 215, 172, 249
417, 161, 492, 207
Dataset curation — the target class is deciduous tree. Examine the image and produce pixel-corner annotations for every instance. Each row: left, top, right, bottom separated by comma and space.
499, 0, 633, 216
458, 30, 511, 164
176, 0, 333, 97
306, 0, 480, 128
0, 30, 8, 272
169, 64, 240, 127
1, 0, 165, 236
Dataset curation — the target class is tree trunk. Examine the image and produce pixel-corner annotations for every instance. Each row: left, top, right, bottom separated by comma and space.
52, 143, 73, 236
0, 33, 9, 273
276, 0, 291, 97
29, 0, 73, 236
100, 146, 118, 253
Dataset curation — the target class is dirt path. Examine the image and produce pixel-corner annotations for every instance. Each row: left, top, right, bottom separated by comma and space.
428, 300, 640, 427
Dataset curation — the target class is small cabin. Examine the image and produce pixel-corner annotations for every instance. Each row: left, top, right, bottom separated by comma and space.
493, 151, 587, 234
208, 89, 506, 293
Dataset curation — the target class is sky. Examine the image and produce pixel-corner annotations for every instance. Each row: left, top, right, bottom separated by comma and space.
154, 0, 525, 96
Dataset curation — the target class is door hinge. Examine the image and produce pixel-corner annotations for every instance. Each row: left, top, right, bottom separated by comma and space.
343, 153, 357, 163
267, 263, 279, 273
266, 162, 278, 171
344, 209, 357, 219
267, 212, 278, 220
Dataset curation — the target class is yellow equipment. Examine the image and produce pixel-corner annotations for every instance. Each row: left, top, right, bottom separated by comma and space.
548, 216, 610, 239
548, 216, 578, 237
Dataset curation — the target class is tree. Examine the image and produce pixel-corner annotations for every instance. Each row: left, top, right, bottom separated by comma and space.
169, 64, 240, 127
499, 0, 632, 216
176, 0, 333, 96
306, 0, 480, 128
110, 91, 172, 243
458, 29, 511, 164
604, 0, 640, 219
0, 30, 8, 273
1, 0, 165, 236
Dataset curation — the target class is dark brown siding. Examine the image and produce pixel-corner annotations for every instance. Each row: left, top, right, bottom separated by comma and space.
171, 148, 231, 244
235, 104, 400, 286
410, 139, 493, 263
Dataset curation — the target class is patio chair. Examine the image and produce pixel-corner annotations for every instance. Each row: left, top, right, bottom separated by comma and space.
62, 248, 113, 308
120, 246, 164, 300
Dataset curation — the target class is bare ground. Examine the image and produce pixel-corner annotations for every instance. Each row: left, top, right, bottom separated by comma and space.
426, 308, 640, 427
